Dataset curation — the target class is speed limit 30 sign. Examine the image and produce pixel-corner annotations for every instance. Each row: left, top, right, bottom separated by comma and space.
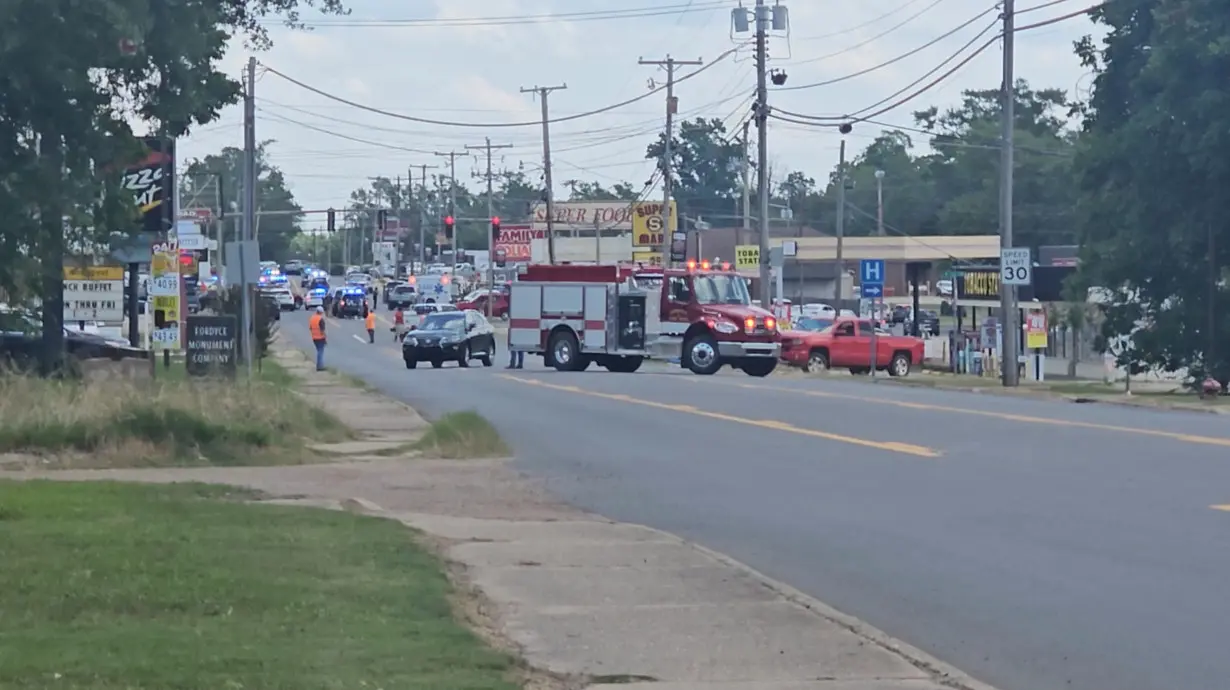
1000, 247, 1032, 285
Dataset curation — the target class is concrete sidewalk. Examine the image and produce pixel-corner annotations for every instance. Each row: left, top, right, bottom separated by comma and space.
2, 342, 997, 690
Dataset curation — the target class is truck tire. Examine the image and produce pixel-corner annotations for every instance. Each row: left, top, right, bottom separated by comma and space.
741, 358, 776, 377
683, 333, 722, 375
548, 330, 581, 371
888, 351, 912, 377
804, 349, 829, 373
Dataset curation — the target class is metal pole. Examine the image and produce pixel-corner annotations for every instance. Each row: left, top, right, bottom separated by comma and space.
595, 216, 602, 263
242, 56, 256, 378
641, 55, 702, 267
522, 85, 567, 264
417, 163, 437, 272
876, 173, 885, 236
741, 120, 751, 247
835, 139, 846, 305
999, 0, 1019, 386
754, 0, 772, 308
466, 138, 512, 314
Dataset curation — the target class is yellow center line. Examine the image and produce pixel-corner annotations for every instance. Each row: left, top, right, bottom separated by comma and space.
496, 374, 940, 458
1211, 505, 1230, 512
692, 377, 1230, 449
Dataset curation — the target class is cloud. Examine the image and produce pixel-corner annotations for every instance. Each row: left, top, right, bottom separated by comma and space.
179, 0, 1102, 218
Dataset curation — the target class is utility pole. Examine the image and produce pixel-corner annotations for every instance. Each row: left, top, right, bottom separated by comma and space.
835, 138, 846, 305
875, 169, 886, 236
754, 0, 772, 308
741, 119, 751, 247
435, 151, 461, 255
521, 84, 567, 263
999, 0, 1019, 386
415, 163, 438, 272
241, 56, 257, 378
467, 137, 513, 316
640, 55, 702, 266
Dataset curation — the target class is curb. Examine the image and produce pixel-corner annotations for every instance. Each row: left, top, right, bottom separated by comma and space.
340, 496, 999, 690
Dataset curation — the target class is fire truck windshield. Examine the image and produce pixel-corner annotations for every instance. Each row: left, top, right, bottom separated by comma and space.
692, 274, 751, 305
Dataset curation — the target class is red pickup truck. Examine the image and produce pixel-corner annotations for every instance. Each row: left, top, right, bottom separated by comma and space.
780, 316, 924, 376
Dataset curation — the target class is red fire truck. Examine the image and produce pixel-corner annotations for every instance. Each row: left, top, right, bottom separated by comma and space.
507, 260, 780, 376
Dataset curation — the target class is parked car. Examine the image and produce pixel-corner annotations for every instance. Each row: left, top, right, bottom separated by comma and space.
1, 310, 146, 370
780, 316, 924, 376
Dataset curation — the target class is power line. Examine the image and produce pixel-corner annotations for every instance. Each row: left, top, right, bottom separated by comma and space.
258, 48, 738, 128
793, 0, 933, 41
272, 2, 731, 28
776, 19, 1000, 121
787, 0, 952, 66
774, 2, 1000, 91
773, 5, 1101, 121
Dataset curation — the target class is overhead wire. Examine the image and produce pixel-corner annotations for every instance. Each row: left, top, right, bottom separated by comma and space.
274, 1, 732, 28
774, 5, 1102, 122
792, 0, 932, 41
259, 44, 741, 129
787, 0, 951, 66
774, 2, 1000, 91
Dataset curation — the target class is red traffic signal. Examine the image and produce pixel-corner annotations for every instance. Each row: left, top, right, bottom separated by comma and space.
444, 215, 454, 240
491, 216, 501, 241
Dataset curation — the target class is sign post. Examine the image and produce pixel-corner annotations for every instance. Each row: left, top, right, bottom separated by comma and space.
860, 259, 885, 377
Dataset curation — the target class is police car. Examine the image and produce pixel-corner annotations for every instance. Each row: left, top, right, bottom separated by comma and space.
331, 286, 367, 318
303, 285, 328, 309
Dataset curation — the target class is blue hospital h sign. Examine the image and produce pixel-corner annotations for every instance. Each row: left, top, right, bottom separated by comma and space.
860, 259, 885, 285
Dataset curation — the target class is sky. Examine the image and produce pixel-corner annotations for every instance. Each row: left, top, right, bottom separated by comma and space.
180, 0, 1100, 231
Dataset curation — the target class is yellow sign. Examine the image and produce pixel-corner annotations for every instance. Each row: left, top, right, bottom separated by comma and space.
149, 240, 182, 350
63, 265, 123, 281
1025, 311, 1048, 350
734, 245, 760, 271
152, 296, 179, 312
631, 201, 677, 247
631, 250, 662, 266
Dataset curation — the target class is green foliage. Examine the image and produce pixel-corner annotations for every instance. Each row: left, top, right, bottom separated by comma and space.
215, 286, 275, 360
646, 117, 744, 218
1072, 0, 1230, 384
180, 142, 304, 262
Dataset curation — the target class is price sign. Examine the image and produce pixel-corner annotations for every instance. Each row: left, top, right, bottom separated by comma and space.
149, 275, 178, 295
151, 328, 179, 344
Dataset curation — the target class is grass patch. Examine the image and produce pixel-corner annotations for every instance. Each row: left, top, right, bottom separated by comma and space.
0, 481, 518, 690
413, 411, 509, 458
0, 360, 350, 468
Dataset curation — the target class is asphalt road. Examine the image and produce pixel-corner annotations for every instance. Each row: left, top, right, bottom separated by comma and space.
284, 304, 1230, 690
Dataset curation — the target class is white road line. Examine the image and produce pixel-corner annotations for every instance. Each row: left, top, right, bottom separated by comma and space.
352, 334, 366, 343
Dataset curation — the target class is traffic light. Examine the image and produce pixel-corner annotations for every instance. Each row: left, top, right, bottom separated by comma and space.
377, 209, 387, 230
491, 216, 501, 241
327, 208, 336, 232
444, 215, 454, 240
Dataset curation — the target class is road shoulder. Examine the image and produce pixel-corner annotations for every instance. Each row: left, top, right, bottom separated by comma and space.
6, 339, 1001, 690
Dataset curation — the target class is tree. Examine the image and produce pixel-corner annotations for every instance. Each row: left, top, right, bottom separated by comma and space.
562, 180, 639, 202
180, 142, 304, 262
1072, 0, 1230, 386
646, 117, 743, 220
913, 82, 1079, 245
0, 0, 346, 371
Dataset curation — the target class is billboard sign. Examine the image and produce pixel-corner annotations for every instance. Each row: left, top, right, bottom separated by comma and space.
122, 138, 175, 236
493, 224, 541, 263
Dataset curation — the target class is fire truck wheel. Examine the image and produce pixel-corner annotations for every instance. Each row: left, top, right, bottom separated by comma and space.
683, 334, 722, 376
606, 356, 643, 373
548, 330, 581, 371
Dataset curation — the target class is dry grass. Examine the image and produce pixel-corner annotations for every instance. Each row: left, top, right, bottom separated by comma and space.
413, 411, 509, 459
0, 364, 349, 468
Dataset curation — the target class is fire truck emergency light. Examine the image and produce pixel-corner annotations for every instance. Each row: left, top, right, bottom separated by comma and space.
686, 259, 697, 271
700, 260, 711, 270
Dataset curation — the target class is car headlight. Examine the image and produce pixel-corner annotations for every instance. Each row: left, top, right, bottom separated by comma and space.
712, 320, 739, 334
405, 337, 417, 346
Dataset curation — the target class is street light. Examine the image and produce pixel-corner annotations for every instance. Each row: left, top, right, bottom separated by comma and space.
874, 169, 886, 237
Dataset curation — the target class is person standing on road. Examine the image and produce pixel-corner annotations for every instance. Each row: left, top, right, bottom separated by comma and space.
505, 325, 523, 369
309, 306, 327, 370
365, 307, 376, 343
392, 306, 405, 342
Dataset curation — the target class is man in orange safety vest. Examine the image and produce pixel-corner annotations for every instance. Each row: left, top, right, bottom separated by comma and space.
308, 306, 327, 370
